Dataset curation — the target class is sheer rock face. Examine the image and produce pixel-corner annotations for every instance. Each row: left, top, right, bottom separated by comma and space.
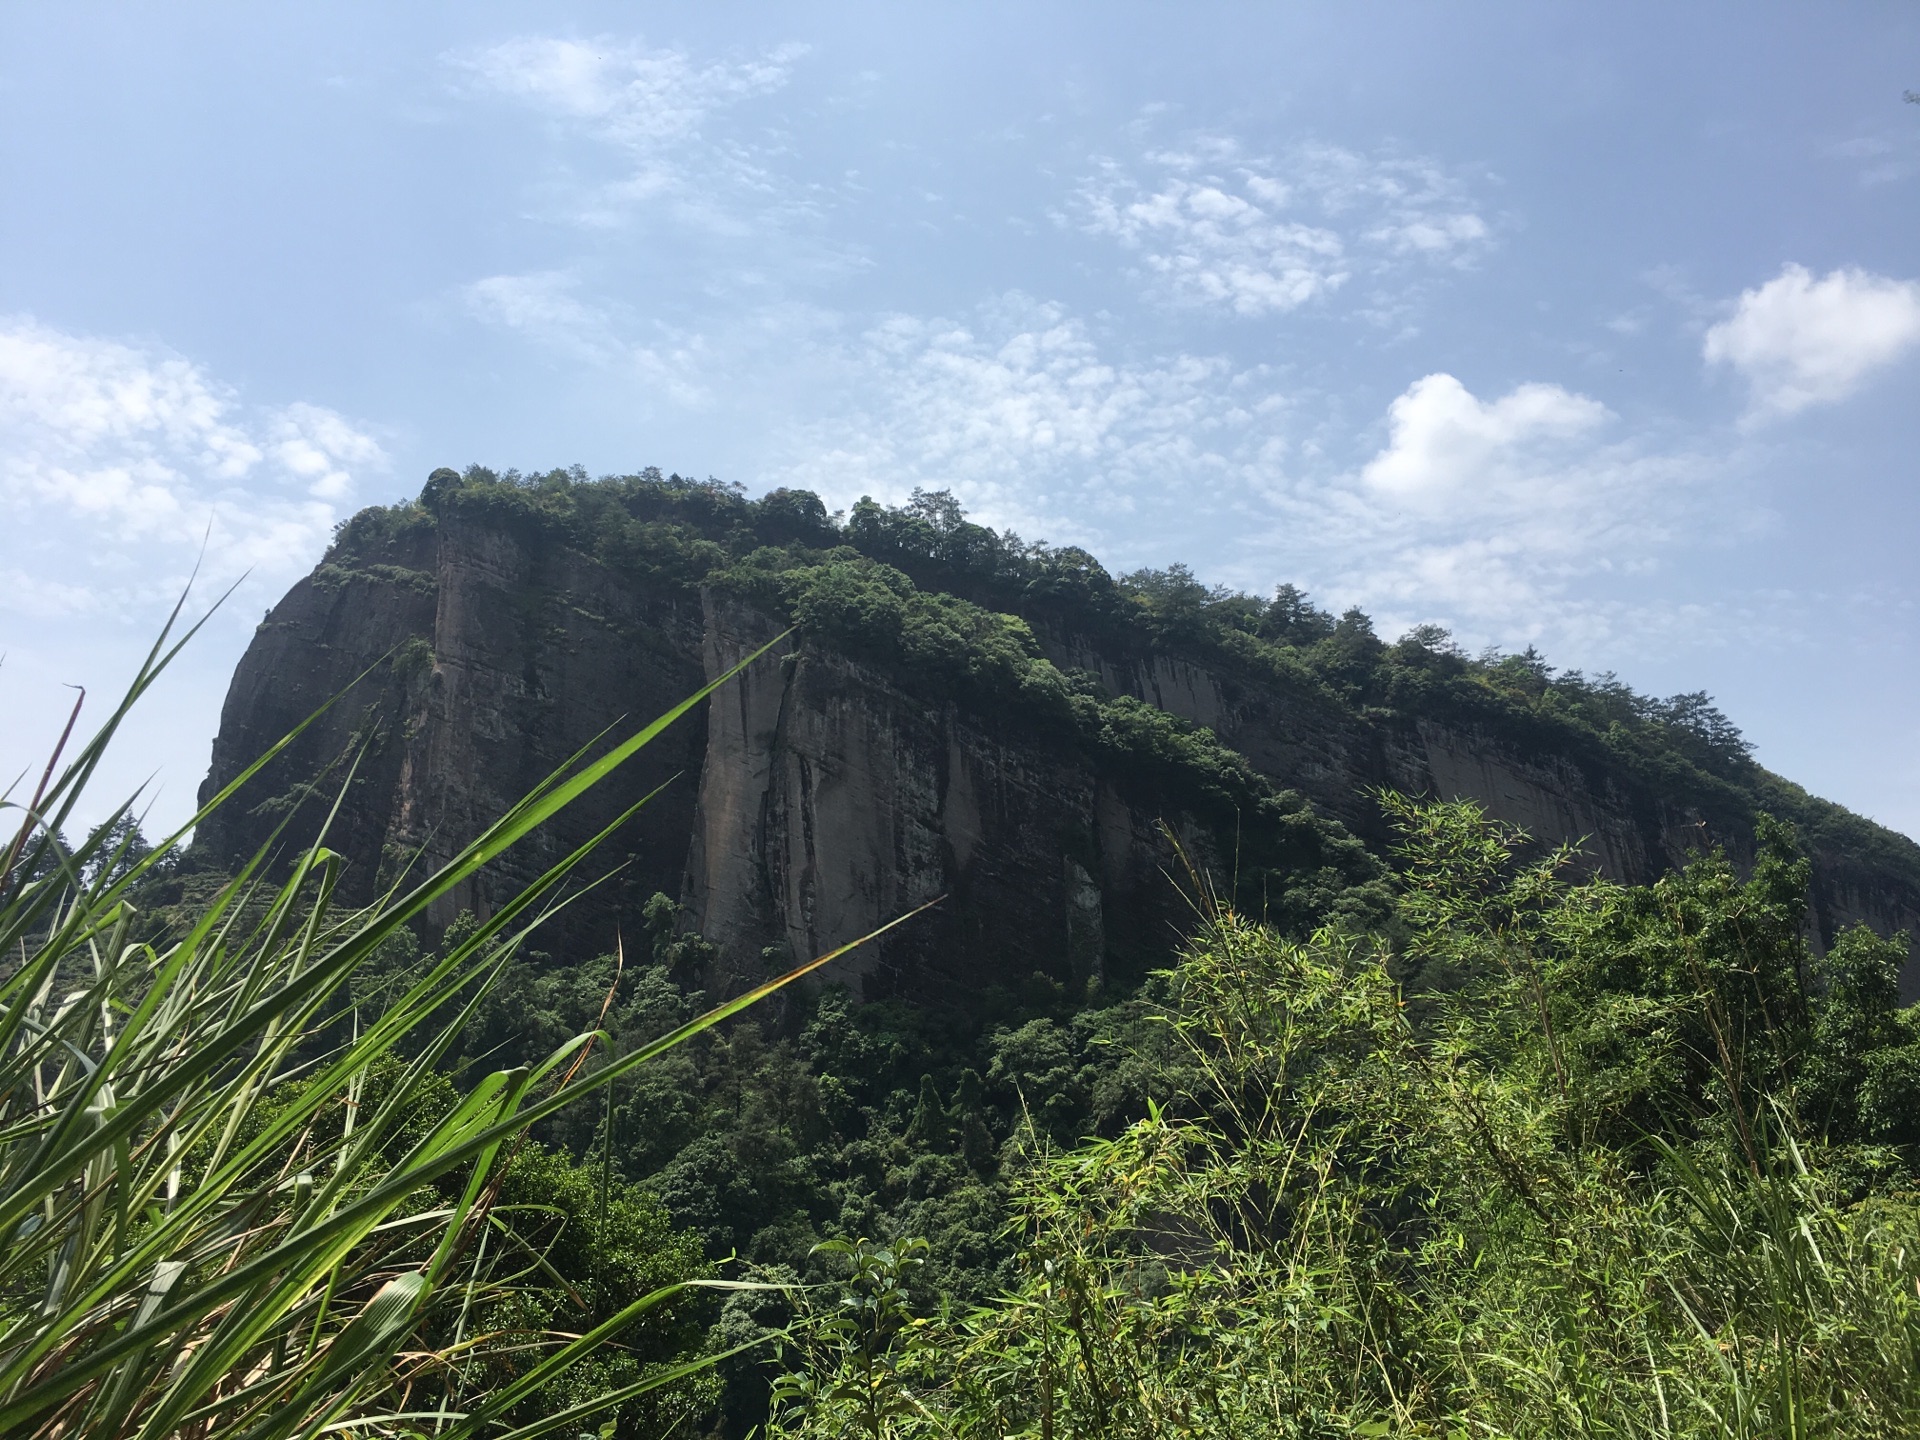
683, 599, 1191, 996
198, 513, 1920, 999
195, 515, 710, 948
196, 522, 442, 894
1060, 639, 1920, 994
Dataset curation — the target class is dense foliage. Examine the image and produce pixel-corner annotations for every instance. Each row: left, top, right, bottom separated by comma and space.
318, 811, 1920, 1437
82, 782, 1920, 1437
271, 465, 1920, 1434
353, 893, 1182, 1432
766, 802, 1920, 1439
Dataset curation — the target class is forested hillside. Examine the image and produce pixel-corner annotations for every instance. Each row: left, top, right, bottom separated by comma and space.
117, 464, 1920, 1436
200, 465, 1920, 997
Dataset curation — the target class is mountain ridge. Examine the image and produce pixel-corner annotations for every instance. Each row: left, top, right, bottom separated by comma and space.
195, 465, 1920, 1000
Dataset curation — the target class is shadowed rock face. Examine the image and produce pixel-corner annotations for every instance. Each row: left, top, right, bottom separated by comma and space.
195, 513, 710, 952
681, 598, 1198, 999
197, 507, 1920, 1001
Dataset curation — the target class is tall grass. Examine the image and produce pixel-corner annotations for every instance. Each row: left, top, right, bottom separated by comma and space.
0, 599, 911, 1439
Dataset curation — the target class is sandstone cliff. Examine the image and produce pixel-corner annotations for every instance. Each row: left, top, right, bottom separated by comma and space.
196, 469, 1920, 1000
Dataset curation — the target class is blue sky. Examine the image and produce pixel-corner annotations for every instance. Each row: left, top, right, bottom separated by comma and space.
4, 2, 1919, 840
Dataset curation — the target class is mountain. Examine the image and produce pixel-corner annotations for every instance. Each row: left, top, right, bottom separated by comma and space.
195, 466, 1920, 1002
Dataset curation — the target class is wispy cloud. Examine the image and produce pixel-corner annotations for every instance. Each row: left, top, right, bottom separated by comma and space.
449, 34, 808, 228
457, 268, 838, 410
1827, 128, 1920, 188
0, 318, 384, 618
766, 296, 1721, 658
462, 270, 627, 364
455, 35, 799, 151
765, 295, 1291, 544
1704, 263, 1920, 422
1072, 136, 1494, 317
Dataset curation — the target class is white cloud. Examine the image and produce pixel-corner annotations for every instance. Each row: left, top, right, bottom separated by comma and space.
1704, 263, 1920, 420
272, 402, 384, 503
451, 35, 806, 224
1078, 165, 1348, 315
1360, 373, 1609, 500
0, 569, 99, 620
765, 296, 1288, 543
0, 318, 384, 618
1372, 211, 1490, 256
1075, 138, 1494, 317
1299, 373, 1714, 650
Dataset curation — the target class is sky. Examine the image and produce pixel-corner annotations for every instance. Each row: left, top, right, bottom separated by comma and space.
2, 2, 1918, 841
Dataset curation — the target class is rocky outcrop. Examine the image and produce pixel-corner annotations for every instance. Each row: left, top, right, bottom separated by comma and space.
198, 507, 1920, 1000
1060, 631, 1920, 986
196, 513, 711, 953
196, 521, 1203, 999
682, 598, 1196, 998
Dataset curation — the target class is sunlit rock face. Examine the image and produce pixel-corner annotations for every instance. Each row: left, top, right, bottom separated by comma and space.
198, 504, 1920, 1001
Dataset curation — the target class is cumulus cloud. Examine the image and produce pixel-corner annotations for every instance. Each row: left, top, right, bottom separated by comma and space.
1704, 263, 1920, 420
1074, 138, 1493, 317
1360, 373, 1609, 500
1303, 372, 1714, 649
0, 317, 384, 618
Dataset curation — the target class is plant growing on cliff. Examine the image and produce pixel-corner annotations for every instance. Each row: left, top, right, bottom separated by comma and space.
0, 603, 911, 1440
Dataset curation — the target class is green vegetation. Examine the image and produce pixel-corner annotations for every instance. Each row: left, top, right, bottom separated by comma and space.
315, 812, 1920, 1436
332, 889, 1190, 1434
0, 608, 864, 1439
765, 802, 1920, 1438
34, 470, 1914, 1435
45, 758, 1920, 1435
329, 465, 1914, 898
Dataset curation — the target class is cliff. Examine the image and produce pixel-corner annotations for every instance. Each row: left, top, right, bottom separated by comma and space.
196, 467, 1920, 1001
